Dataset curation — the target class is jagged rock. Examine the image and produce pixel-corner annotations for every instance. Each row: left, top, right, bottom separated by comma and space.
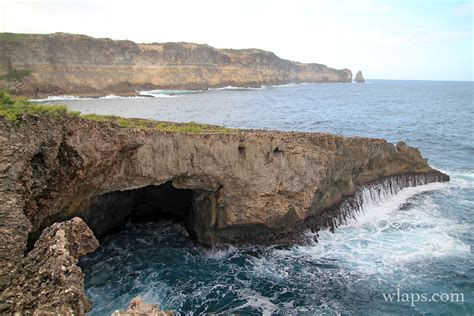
355, 70, 365, 83
0, 33, 352, 97
112, 297, 174, 316
0, 114, 448, 266
0, 115, 448, 314
0, 217, 99, 315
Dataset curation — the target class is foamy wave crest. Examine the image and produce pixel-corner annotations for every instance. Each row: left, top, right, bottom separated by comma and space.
273, 173, 470, 276
328, 173, 449, 229
228, 289, 277, 315
203, 245, 238, 260
30, 95, 93, 102
139, 89, 201, 97
439, 169, 474, 189
99, 95, 146, 100
210, 85, 265, 91
31, 94, 149, 102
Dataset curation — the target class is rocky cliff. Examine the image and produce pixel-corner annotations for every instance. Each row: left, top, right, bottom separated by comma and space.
0, 114, 448, 314
0, 33, 354, 97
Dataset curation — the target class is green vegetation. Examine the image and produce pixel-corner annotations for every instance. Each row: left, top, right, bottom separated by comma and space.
0, 279, 5, 291
0, 69, 32, 82
82, 114, 237, 133
0, 33, 40, 42
0, 91, 78, 123
0, 92, 237, 133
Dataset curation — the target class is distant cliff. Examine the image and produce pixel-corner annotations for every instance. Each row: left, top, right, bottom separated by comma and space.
0, 33, 354, 97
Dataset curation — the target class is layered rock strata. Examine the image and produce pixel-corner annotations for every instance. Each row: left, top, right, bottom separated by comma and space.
0, 33, 354, 97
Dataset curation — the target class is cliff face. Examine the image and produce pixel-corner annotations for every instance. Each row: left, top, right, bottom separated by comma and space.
0, 217, 98, 314
0, 33, 353, 97
0, 115, 448, 314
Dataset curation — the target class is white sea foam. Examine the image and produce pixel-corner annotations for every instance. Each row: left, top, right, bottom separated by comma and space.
210, 85, 265, 91
203, 245, 238, 260
98, 94, 146, 100
30, 95, 93, 102
230, 289, 277, 315
344, 181, 446, 227
139, 89, 201, 97
273, 180, 470, 276
31, 94, 149, 102
443, 169, 474, 189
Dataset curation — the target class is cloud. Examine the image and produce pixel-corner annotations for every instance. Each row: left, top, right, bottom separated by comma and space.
0, 0, 471, 80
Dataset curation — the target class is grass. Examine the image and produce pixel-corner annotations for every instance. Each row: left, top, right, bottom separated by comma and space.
0, 92, 238, 133
0, 33, 41, 42
0, 91, 78, 123
82, 114, 238, 133
0, 69, 32, 82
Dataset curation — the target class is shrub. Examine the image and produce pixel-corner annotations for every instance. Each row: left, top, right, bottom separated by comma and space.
0, 91, 77, 123
0, 91, 238, 134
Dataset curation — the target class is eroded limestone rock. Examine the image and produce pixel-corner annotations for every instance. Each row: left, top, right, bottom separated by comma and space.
0, 33, 353, 97
0, 114, 448, 314
0, 217, 98, 315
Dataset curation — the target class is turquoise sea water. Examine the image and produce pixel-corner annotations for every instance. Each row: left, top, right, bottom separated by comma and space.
45, 80, 473, 315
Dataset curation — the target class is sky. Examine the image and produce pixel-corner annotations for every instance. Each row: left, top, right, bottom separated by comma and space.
0, 0, 472, 81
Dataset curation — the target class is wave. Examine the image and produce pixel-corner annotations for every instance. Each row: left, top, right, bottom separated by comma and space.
30, 95, 94, 102
209, 85, 266, 91
31, 82, 356, 102
229, 289, 277, 315
139, 89, 202, 97
273, 179, 470, 276
98, 95, 146, 100
30, 94, 149, 102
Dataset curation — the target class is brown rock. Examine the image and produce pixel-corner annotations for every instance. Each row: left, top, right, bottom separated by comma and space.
0, 114, 448, 314
0, 33, 353, 97
112, 297, 173, 316
0, 217, 99, 315
355, 70, 365, 83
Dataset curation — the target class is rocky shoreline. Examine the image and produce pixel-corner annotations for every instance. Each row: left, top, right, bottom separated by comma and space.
0, 113, 448, 314
0, 33, 360, 98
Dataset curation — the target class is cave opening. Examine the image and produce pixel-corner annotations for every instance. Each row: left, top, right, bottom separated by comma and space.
28, 181, 217, 251
83, 182, 197, 240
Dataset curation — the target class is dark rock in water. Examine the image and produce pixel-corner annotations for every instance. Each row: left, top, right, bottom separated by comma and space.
355, 70, 365, 83
0, 114, 448, 314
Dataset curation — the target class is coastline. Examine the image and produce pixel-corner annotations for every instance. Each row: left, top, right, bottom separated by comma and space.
0, 32, 355, 99
29, 81, 360, 101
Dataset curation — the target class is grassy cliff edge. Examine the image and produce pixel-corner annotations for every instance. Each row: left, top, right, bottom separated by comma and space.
0, 92, 237, 133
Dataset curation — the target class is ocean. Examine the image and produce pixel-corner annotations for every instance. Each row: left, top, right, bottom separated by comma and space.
41, 80, 473, 315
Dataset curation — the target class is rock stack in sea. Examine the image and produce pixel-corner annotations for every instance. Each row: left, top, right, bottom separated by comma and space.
355, 71, 365, 83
